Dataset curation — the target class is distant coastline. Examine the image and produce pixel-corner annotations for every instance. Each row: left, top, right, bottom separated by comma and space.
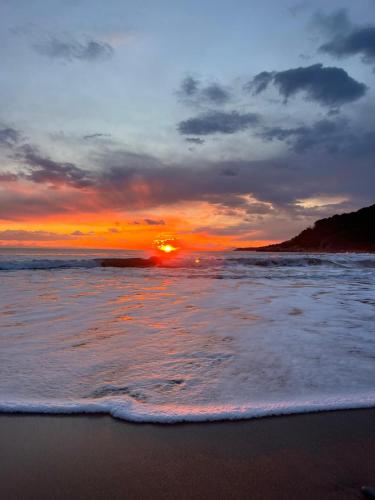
235, 204, 375, 253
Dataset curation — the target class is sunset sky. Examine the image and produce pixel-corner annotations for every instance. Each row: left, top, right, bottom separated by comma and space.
0, 0, 374, 249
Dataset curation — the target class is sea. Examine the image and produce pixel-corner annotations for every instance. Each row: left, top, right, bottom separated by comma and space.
0, 248, 374, 423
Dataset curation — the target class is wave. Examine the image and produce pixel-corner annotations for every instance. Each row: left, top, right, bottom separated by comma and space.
226, 257, 345, 267
0, 259, 99, 270
1, 394, 375, 423
0, 254, 374, 271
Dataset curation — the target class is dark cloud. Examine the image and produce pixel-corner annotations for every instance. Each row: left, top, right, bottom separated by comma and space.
143, 219, 166, 226
0, 128, 21, 147
92, 148, 374, 212
33, 36, 114, 62
320, 25, 375, 66
83, 133, 111, 140
178, 110, 259, 135
185, 137, 205, 145
220, 167, 239, 176
246, 64, 367, 107
259, 118, 375, 156
16, 145, 93, 188
178, 77, 231, 106
180, 76, 199, 97
259, 119, 350, 153
201, 83, 231, 105
0, 127, 374, 225
249, 71, 274, 94
0, 129, 93, 189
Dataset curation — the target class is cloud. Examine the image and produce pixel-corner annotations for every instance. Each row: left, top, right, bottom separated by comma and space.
0, 230, 72, 241
33, 36, 114, 62
246, 64, 367, 107
70, 230, 95, 236
180, 76, 199, 97
0, 130, 94, 189
178, 110, 260, 135
178, 77, 231, 106
185, 137, 205, 145
143, 219, 165, 226
318, 11, 375, 66
200, 83, 231, 105
15, 144, 93, 188
258, 119, 350, 153
131, 219, 165, 226
258, 118, 375, 156
1, 127, 374, 225
0, 172, 18, 182
0, 128, 21, 147
83, 133, 111, 140
220, 167, 239, 176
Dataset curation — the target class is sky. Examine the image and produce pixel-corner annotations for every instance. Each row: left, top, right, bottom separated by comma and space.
0, 0, 374, 250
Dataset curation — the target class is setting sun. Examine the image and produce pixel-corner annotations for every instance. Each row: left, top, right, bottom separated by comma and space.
158, 244, 177, 253
153, 235, 180, 254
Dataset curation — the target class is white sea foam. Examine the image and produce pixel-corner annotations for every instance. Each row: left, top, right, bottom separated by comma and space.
1, 395, 375, 423
0, 249, 374, 423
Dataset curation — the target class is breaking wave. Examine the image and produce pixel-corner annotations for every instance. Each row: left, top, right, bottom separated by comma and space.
1, 394, 375, 424
0, 254, 374, 271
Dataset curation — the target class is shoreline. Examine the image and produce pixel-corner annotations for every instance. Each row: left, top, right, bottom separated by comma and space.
1, 408, 375, 499
1, 396, 375, 424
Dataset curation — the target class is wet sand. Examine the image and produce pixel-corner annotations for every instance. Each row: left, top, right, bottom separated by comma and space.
1, 409, 375, 499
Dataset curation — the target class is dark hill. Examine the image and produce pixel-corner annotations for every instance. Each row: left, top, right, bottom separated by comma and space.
235, 204, 375, 252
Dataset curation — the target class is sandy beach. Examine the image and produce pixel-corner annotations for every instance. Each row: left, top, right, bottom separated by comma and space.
1, 409, 375, 499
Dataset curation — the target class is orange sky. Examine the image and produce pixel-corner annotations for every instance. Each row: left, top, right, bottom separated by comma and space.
0, 180, 276, 249
0, 208, 276, 250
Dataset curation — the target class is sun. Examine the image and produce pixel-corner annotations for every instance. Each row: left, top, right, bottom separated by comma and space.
158, 244, 177, 253
153, 236, 180, 255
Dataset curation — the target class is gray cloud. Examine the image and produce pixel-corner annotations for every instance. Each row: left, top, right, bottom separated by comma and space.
0, 128, 21, 147
247, 64, 367, 107
185, 137, 205, 145
220, 167, 239, 176
143, 219, 166, 225
0, 230, 72, 241
93, 147, 374, 213
200, 83, 231, 105
14, 144, 93, 188
178, 110, 259, 135
0, 129, 94, 189
316, 9, 375, 64
83, 133, 111, 140
1, 125, 374, 225
34, 36, 114, 62
259, 118, 375, 156
180, 76, 199, 97
178, 77, 231, 106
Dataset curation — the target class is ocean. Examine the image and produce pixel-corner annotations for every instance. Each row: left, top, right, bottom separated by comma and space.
0, 248, 374, 423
